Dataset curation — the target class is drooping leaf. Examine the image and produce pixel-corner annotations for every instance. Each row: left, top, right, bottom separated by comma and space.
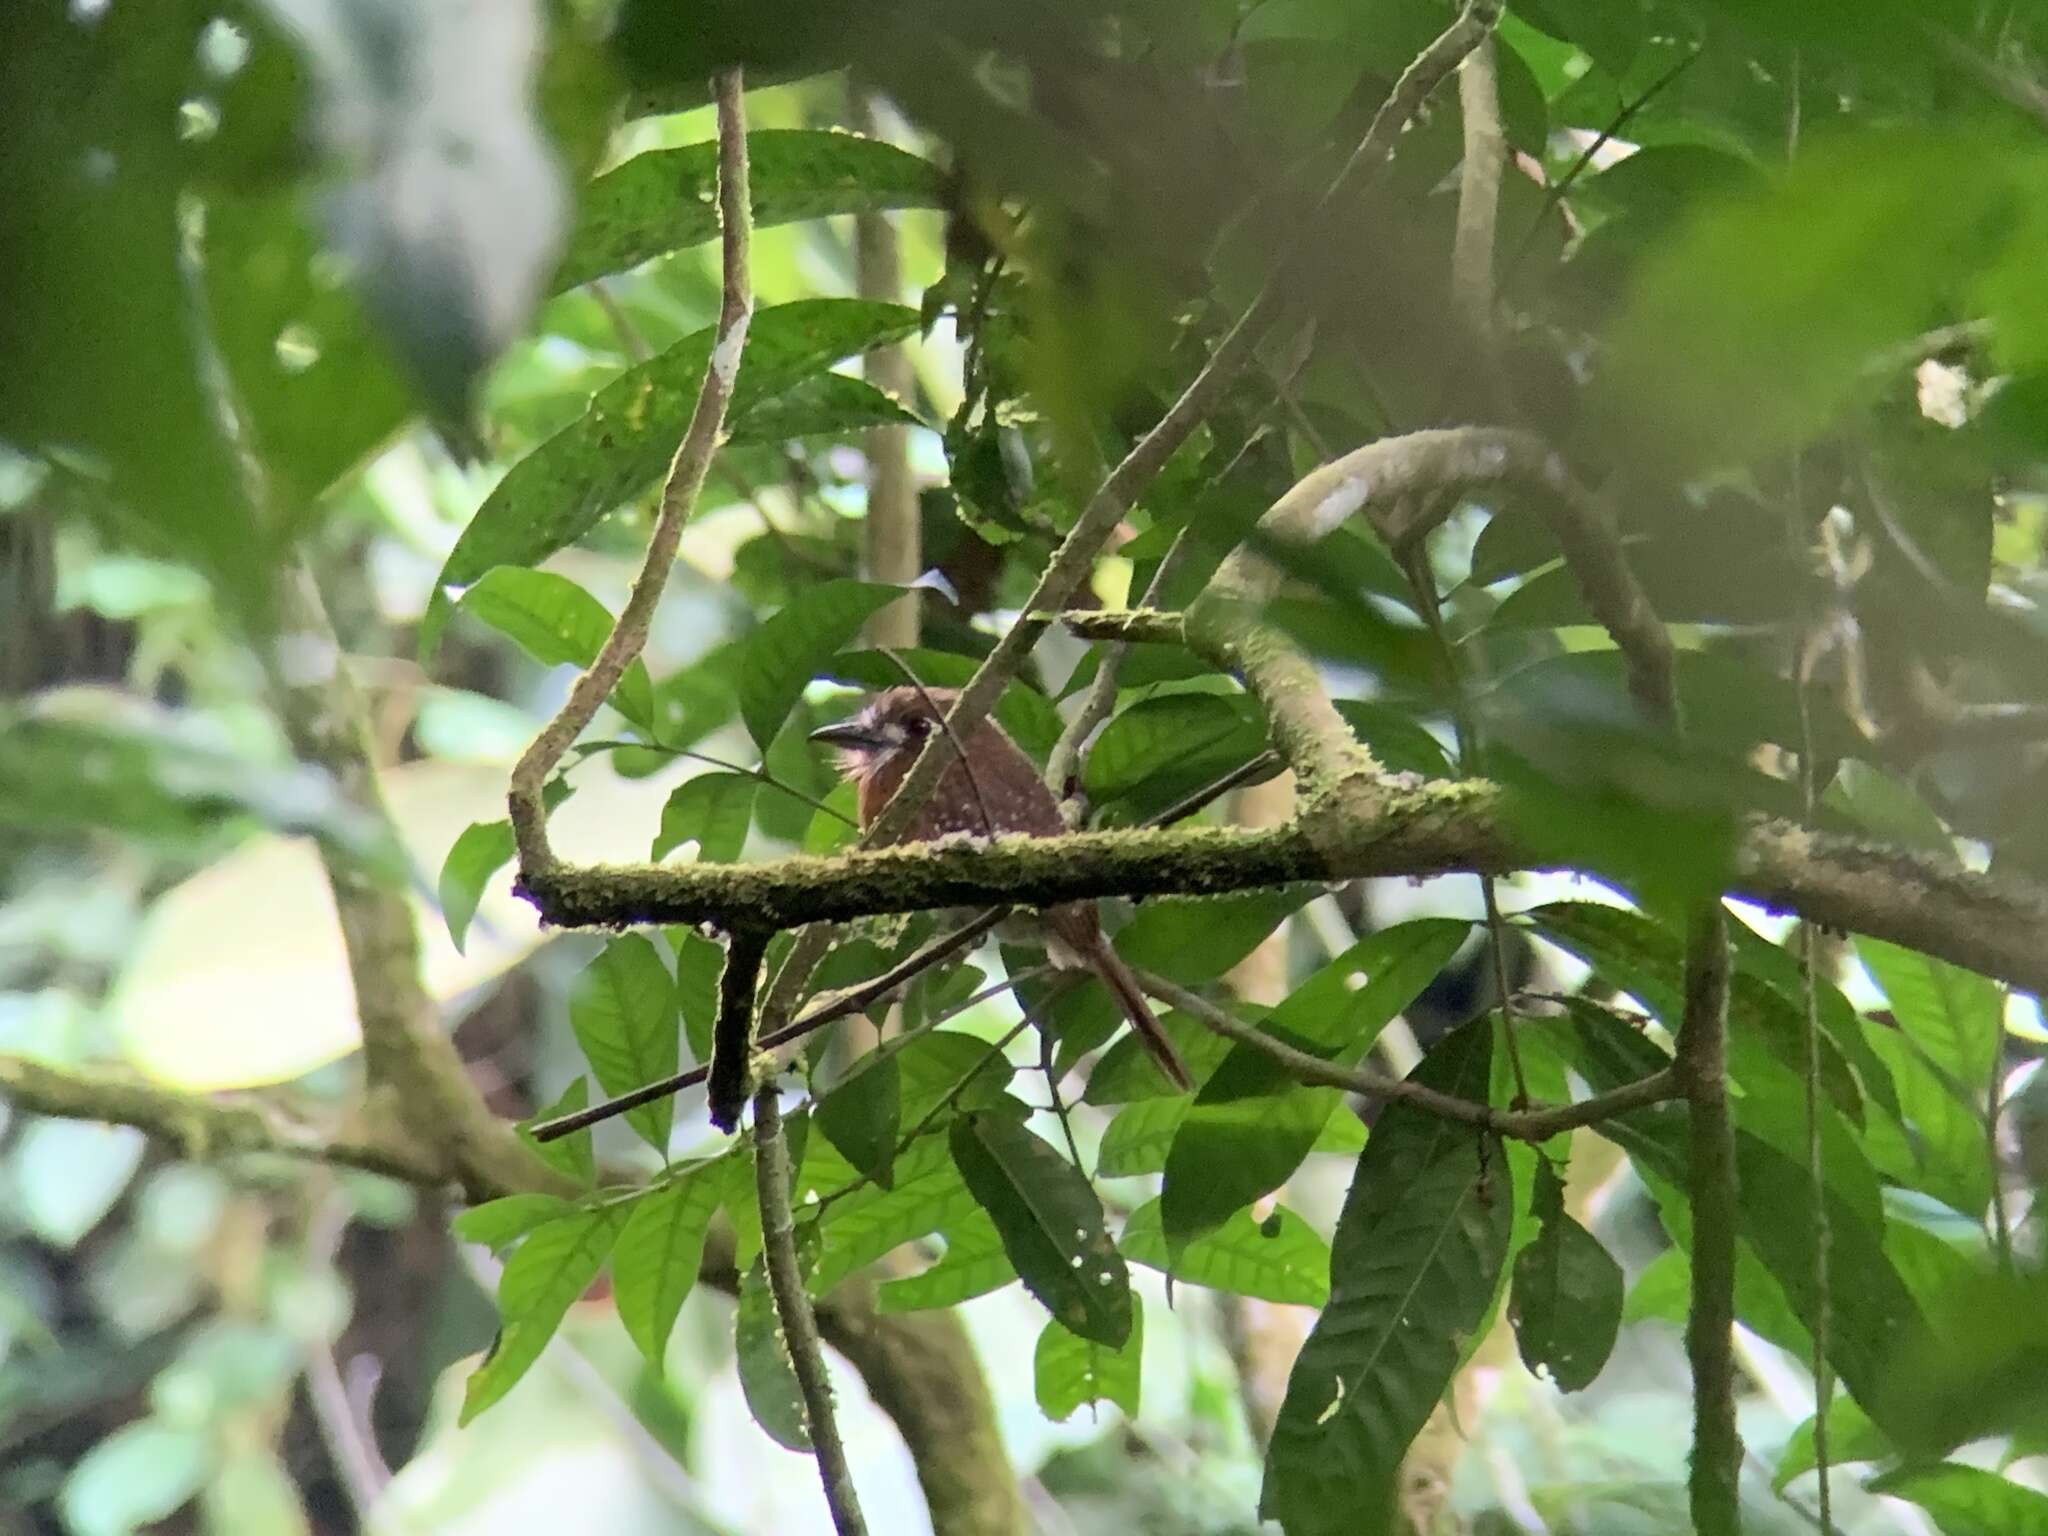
887, 1029, 1018, 1123
1261, 1023, 1512, 1536
1035, 1296, 1144, 1422
1773, 1396, 1892, 1492
737, 581, 909, 750
876, 1210, 1016, 1312
735, 1257, 810, 1450
815, 1051, 903, 1191
1121, 1200, 1330, 1306
423, 300, 920, 652
438, 818, 516, 955
520, 1078, 595, 1187
1331, 700, 1454, 779
951, 1112, 1132, 1347
1161, 918, 1470, 1252
1508, 1159, 1624, 1392
569, 936, 680, 1154
555, 129, 946, 291
612, 1169, 722, 1368
1097, 1097, 1191, 1177
459, 1205, 623, 1423
668, 927, 725, 1065
653, 771, 757, 862
456, 567, 656, 732
452, 1193, 575, 1253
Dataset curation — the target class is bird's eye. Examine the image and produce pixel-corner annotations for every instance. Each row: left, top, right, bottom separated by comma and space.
905, 716, 932, 738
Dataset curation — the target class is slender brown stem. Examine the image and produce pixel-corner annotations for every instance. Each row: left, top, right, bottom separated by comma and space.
508, 69, 753, 872
753, 1086, 869, 1535
1142, 971, 1679, 1141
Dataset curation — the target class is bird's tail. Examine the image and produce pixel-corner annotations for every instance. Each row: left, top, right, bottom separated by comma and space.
1092, 944, 1194, 1093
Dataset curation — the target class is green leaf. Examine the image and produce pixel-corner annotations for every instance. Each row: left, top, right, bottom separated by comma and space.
1121, 1199, 1330, 1306
1508, 1159, 1623, 1392
521, 1078, 596, 1187
1773, 1396, 1892, 1492
653, 771, 757, 862
1856, 939, 2003, 1097
1872, 1464, 2048, 1536
1035, 1295, 1144, 1422
569, 937, 680, 1154
951, 1112, 1132, 1347
1623, 1245, 1689, 1326
1331, 700, 1453, 779
815, 1052, 903, 1191
453, 1194, 575, 1253
1161, 919, 1470, 1252
1097, 1097, 1190, 1177
424, 300, 921, 652
555, 129, 946, 290
809, 1135, 978, 1295
735, 1257, 811, 1450
438, 819, 515, 955
887, 1029, 1018, 1123
1115, 887, 1317, 984
460, 1206, 623, 1423
1084, 1012, 1233, 1103
1083, 693, 1266, 821
876, 1210, 1016, 1312
735, 371, 923, 440
737, 581, 908, 750
1261, 1023, 1512, 1536
612, 1169, 722, 1368
456, 568, 656, 732
669, 927, 725, 1065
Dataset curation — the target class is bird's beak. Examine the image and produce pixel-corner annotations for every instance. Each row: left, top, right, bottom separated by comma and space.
808, 719, 889, 753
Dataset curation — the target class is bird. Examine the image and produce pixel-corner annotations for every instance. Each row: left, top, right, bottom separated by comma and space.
810, 686, 1194, 1092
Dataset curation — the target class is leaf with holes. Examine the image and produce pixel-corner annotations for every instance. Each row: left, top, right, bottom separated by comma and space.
1121, 1199, 1330, 1306
1509, 1159, 1623, 1392
877, 1210, 1016, 1312
456, 568, 655, 732
1260, 1023, 1511, 1536
569, 937, 679, 1153
460, 1205, 623, 1424
612, 1169, 722, 1369
554, 129, 945, 290
423, 300, 920, 653
653, 771, 756, 863
1162, 918, 1470, 1253
736, 581, 908, 750
951, 1113, 1132, 1347
1036, 1297, 1144, 1422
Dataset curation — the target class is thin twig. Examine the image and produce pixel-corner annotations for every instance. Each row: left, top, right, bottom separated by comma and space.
1044, 527, 1195, 801
508, 69, 754, 871
1148, 750, 1286, 828
753, 1086, 869, 1535
574, 740, 858, 828
1506, 47, 1701, 277
1142, 971, 1679, 1141
1452, 30, 1506, 347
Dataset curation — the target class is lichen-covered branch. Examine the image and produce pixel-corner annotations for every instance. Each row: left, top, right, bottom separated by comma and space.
508, 68, 753, 873
516, 781, 2048, 999
0, 1055, 448, 1184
